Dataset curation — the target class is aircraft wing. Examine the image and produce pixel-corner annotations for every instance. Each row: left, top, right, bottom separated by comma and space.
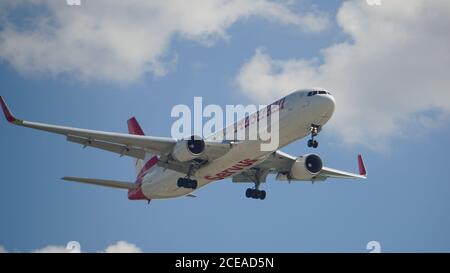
0, 97, 230, 162
232, 150, 367, 182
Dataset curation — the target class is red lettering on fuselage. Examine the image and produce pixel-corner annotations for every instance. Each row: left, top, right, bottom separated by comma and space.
204, 159, 258, 181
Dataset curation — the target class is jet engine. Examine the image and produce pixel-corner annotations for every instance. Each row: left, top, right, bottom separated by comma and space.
171, 135, 205, 162
290, 154, 323, 180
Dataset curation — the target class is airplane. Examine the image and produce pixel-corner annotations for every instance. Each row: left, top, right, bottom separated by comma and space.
0, 89, 366, 201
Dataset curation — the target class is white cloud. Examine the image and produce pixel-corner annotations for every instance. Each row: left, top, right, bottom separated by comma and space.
0, 0, 328, 83
32, 245, 72, 253
101, 241, 142, 253
236, 0, 450, 149
0, 241, 142, 253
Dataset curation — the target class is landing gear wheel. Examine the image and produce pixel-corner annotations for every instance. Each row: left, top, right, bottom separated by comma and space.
250, 189, 256, 198
307, 139, 313, 147
312, 140, 318, 148
177, 177, 198, 189
245, 188, 266, 200
191, 179, 198, 189
177, 177, 184, 188
260, 190, 266, 200
245, 188, 252, 198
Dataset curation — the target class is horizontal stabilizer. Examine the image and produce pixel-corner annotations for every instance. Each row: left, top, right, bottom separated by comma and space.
62, 177, 137, 190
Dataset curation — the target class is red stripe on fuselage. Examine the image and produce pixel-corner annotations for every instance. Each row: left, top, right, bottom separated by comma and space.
128, 156, 158, 201
128, 186, 147, 200
135, 156, 158, 182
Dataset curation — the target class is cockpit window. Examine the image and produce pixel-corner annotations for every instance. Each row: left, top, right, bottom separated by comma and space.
307, 90, 330, 96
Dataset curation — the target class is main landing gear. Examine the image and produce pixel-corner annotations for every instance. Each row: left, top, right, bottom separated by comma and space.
177, 177, 198, 189
245, 188, 266, 200
177, 163, 198, 190
307, 124, 321, 149
245, 180, 266, 200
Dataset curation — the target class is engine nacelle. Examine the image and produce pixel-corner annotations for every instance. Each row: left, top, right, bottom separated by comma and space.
290, 154, 323, 180
171, 135, 205, 162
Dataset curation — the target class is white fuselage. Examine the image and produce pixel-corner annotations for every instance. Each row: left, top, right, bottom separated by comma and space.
140, 90, 335, 199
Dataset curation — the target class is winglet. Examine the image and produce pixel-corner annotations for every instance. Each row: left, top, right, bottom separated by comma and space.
358, 154, 367, 176
0, 96, 22, 125
127, 116, 145, 136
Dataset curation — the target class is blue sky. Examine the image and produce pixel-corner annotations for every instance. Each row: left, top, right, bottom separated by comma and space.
1, 0, 450, 252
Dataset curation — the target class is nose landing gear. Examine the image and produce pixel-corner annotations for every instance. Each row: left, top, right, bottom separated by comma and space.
307, 139, 318, 148
307, 124, 321, 148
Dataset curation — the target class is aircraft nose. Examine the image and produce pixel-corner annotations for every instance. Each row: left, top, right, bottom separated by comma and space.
326, 94, 335, 114
316, 94, 335, 115
310, 94, 335, 124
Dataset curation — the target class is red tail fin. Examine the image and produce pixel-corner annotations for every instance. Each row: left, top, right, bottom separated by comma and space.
126, 117, 156, 183
127, 117, 145, 136
126, 117, 152, 201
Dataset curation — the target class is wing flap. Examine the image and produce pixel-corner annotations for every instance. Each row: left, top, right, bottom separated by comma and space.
19, 120, 176, 154
67, 135, 146, 159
